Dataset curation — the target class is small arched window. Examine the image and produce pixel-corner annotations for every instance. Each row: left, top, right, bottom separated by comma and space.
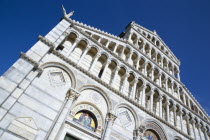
73, 110, 97, 131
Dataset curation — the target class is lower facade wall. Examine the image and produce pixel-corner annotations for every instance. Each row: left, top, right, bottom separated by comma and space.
0, 53, 188, 140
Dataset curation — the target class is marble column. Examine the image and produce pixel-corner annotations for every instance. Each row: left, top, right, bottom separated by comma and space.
144, 63, 147, 76
122, 73, 129, 93
177, 88, 181, 101
135, 57, 140, 70
132, 79, 138, 100
197, 123, 202, 140
183, 93, 186, 105
142, 43, 146, 53
103, 112, 117, 140
127, 51, 133, 64
159, 96, 163, 118
191, 119, 197, 139
98, 37, 102, 43
101, 60, 111, 79
77, 47, 90, 65
149, 47, 152, 58
177, 71, 181, 81
120, 47, 126, 58
113, 43, 118, 53
203, 128, 209, 140
180, 110, 183, 131
151, 68, 154, 81
67, 38, 80, 56
150, 89, 154, 112
141, 85, 146, 107
47, 89, 80, 140
165, 78, 168, 92
173, 105, 177, 127
186, 115, 191, 136
166, 100, 170, 122
111, 66, 120, 86
89, 53, 101, 72
105, 40, 110, 48
159, 74, 162, 87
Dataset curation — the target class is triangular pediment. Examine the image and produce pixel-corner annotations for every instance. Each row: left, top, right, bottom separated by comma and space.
130, 22, 180, 64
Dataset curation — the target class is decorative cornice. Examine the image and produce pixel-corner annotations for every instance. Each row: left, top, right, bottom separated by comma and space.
20, 52, 39, 68
20, 52, 43, 76
38, 35, 55, 49
50, 49, 194, 140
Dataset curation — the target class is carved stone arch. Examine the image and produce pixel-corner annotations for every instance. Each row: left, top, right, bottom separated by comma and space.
40, 62, 76, 88
71, 101, 105, 126
119, 65, 128, 72
140, 56, 146, 62
114, 102, 139, 129
133, 50, 139, 56
141, 119, 168, 140
125, 45, 132, 52
137, 77, 145, 85
100, 51, 109, 60
79, 38, 89, 45
77, 85, 112, 111
173, 136, 182, 140
128, 70, 137, 78
68, 30, 79, 38
70, 102, 104, 134
89, 44, 99, 53
109, 58, 119, 67
169, 99, 175, 105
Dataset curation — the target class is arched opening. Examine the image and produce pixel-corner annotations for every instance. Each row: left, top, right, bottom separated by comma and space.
69, 40, 88, 63
113, 67, 126, 91
92, 54, 107, 77
80, 47, 98, 70
131, 33, 137, 45
103, 60, 117, 85
57, 32, 77, 51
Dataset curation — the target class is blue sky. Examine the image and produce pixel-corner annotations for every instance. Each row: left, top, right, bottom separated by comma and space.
0, 0, 210, 115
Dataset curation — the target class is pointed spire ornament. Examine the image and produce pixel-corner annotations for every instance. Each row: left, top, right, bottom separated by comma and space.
61, 5, 74, 18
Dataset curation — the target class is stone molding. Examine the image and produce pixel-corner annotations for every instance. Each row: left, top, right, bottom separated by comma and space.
20, 52, 43, 77
70, 25, 209, 125
50, 49, 194, 140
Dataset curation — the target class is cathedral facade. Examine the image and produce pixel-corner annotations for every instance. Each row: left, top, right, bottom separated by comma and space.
0, 8, 210, 140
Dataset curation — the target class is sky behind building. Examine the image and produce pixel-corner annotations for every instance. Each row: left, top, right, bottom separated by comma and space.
0, 0, 210, 115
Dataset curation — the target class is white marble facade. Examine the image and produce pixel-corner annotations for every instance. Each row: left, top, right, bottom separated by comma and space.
0, 9, 210, 140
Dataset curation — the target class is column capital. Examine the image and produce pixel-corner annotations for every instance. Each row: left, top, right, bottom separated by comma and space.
95, 53, 101, 58
66, 88, 80, 101
159, 95, 164, 101
196, 122, 201, 128
134, 125, 146, 137
166, 100, 170, 106
115, 66, 121, 71
190, 119, 196, 124
124, 72, 130, 78
106, 112, 117, 123
105, 59, 111, 65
